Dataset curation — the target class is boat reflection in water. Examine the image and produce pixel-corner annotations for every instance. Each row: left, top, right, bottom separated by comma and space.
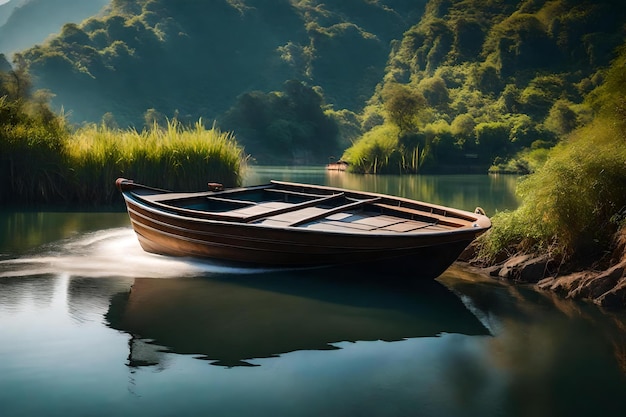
105, 270, 489, 368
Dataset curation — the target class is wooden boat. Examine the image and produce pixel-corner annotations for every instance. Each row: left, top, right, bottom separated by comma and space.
116, 178, 491, 278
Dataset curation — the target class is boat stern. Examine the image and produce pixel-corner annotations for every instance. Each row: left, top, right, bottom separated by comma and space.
116, 178, 135, 192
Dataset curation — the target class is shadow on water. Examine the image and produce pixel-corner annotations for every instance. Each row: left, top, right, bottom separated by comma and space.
105, 270, 490, 368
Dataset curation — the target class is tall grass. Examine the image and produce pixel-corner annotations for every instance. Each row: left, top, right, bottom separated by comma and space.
476, 116, 626, 263
1, 118, 247, 205
342, 124, 402, 174
65, 119, 247, 204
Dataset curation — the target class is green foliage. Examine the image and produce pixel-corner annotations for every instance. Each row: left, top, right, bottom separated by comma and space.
479, 118, 626, 261
506, 113, 539, 147
381, 83, 426, 133
489, 145, 551, 175
348, 0, 625, 174
543, 99, 579, 136
219, 80, 339, 164
450, 113, 475, 137
20, 0, 424, 131
1, 65, 246, 205
0, 94, 69, 203
0, 115, 246, 205
11, 0, 626, 175
472, 64, 502, 95
0, 58, 32, 101
417, 76, 449, 109
341, 123, 401, 174
518, 74, 571, 118
324, 108, 362, 150
474, 121, 511, 160
452, 17, 485, 61
341, 120, 435, 174
586, 44, 626, 119
0, 0, 109, 57
485, 12, 557, 76
66, 120, 246, 203
477, 43, 626, 263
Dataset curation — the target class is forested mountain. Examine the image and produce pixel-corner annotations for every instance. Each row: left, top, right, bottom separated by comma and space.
9, 0, 626, 166
343, 0, 626, 173
15, 0, 424, 163
0, 0, 109, 56
17, 0, 422, 120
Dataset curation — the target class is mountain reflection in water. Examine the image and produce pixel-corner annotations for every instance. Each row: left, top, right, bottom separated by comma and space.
105, 272, 490, 367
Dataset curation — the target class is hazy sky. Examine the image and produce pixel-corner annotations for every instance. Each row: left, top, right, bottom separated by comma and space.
0, 0, 10, 5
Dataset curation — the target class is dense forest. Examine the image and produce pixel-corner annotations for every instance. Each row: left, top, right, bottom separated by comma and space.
0, 0, 624, 170
4, 0, 424, 163
343, 0, 626, 173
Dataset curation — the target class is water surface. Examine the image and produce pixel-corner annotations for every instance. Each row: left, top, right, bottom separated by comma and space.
1, 168, 625, 417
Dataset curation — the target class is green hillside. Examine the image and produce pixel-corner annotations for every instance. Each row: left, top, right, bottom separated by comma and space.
22, 0, 301, 123
15, 0, 423, 163
475, 40, 626, 271
8, 0, 626, 167
342, 0, 626, 173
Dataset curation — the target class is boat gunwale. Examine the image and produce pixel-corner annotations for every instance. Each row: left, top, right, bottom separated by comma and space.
122, 188, 491, 239
270, 180, 492, 230
122, 179, 481, 224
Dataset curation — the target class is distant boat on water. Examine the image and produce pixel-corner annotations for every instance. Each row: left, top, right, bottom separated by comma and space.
325, 160, 349, 171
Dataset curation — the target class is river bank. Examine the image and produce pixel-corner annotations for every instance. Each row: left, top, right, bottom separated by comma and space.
459, 228, 626, 311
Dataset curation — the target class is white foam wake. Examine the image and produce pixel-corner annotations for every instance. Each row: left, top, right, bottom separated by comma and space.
0, 228, 274, 278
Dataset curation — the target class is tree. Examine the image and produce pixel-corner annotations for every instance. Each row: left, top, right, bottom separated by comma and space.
453, 18, 484, 61
0, 54, 32, 101
450, 113, 475, 138
143, 108, 166, 128
382, 83, 426, 133
418, 76, 449, 108
544, 99, 578, 136
475, 122, 511, 161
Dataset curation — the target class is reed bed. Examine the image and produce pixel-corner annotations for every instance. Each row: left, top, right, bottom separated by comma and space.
342, 124, 402, 174
1, 119, 247, 205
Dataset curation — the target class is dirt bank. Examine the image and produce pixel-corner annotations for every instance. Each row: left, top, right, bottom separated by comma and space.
458, 230, 626, 311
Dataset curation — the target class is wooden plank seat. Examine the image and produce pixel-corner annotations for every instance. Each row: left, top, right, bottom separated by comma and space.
373, 202, 469, 228
264, 188, 336, 199
140, 191, 347, 223
287, 197, 382, 227
249, 197, 382, 227
206, 196, 258, 206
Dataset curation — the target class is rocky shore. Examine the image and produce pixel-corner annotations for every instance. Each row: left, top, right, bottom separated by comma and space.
459, 230, 626, 311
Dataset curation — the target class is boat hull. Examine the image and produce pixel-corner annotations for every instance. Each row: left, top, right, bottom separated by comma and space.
122, 192, 482, 279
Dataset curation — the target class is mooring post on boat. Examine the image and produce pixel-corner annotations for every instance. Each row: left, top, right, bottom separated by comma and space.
208, 182, 225, 191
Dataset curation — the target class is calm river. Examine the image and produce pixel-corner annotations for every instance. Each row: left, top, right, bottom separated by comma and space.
1, 167, 626, 417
